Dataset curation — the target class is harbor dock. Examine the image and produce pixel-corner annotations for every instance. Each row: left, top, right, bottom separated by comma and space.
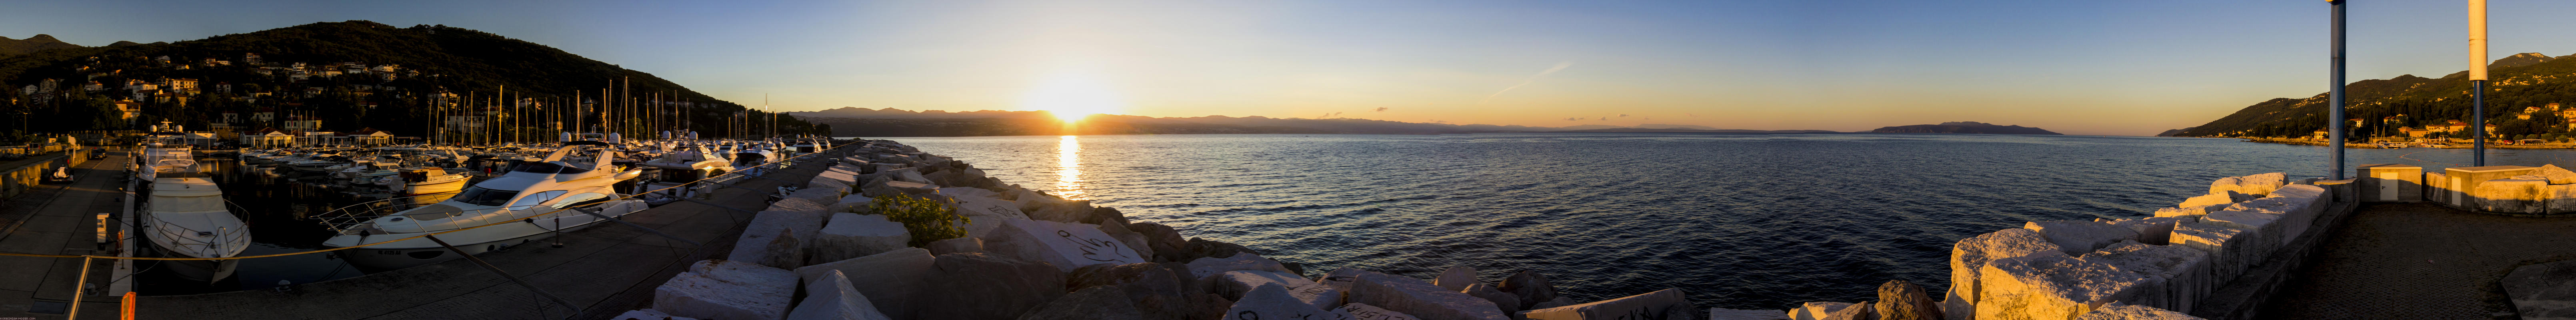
0, 143, 855, 319
0, 149, 127, 318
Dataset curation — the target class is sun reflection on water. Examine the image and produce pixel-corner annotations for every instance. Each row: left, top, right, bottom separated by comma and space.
1053, 135, 1086, 200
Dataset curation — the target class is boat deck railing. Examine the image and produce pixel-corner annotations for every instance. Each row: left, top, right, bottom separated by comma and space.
306, 146, 832, 237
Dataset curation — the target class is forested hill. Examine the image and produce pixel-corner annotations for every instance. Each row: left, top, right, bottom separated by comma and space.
0, 20, 819, 136
2172, 52, 2576, 138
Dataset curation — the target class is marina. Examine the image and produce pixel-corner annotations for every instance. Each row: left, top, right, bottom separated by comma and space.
0, 131, 856, 318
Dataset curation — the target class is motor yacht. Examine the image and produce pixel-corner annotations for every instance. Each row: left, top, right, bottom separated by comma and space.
316, 141, 647, 269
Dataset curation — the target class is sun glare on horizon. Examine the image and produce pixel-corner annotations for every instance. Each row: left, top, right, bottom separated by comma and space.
1022, 71, 1124, 122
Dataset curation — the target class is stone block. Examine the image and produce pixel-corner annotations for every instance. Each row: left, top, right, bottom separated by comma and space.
2175, 191, 2252, 208
1212, 270, 1344, 310
939, 186, 998, 199
1824, 302, 1875, 320
1943, 228, 2064, 320
785, 270, 893, 320
2024, 220, 2142, 256
2170, 222, 2249, 281
2104, 217, 2189, 245
1874, 280, 1941, 320
1097, 222, 1156, 262
928, 236, 984, 255
728, 210, 828, 268
949, 195, 1030, 237
1790, 302, 1856, 320
2537, 164, 2576, 184
1227, 283, 1358, 320
985, 218, 1149, 272
810, 213, 910, 263
2425, 172, 2454, 206
2207, 172, 2286, 196
654, 260, 796, 320
1976, 254, 2152, 320
1436, 266, 1480, 291
1463, 284, 1521, 313
2550, 184, 2576, 215
792, 248, 934, 318
1017, 285, 1146, 320
1498, 270, 1562, 311
912, 252, 1066, 320
1186, 254, 1293, 279
828, 195, 872, 214
2073, 302, 2205, 320
768, 198, 826, 213
2080, 241, 2212, 314
1348, 272, 1511, 320
1517, 288, 1691, 320
1342, 303, 1425, 320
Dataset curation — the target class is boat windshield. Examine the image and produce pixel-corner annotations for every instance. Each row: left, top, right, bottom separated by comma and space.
452, 186, 521, 206
512, 162, 592, 174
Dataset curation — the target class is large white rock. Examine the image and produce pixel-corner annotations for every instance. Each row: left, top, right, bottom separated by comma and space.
728, 210, 828, 268
983, 218, 1148, 272
1341, 303, 1425, 320
2104, 217, 2192, 245
2024, 220, 2142, 256
653, 260, 796, 320
938, 187, 1000, 199
1461, 284, 1520, 314
2175, 191, 2253, 208
1212, 270, 1344, 310
2074, 302, 2206, 320
2534, 164, 2576, 184
882, 180, 939, 194
2208, 172, 2287, 196
785, 270, 893, 320
828, 195, 873, 214
1517, 288, 1692, 320
948, 195, 1030, 238
1976, 254, 2152, 320
1435, 266, 1480, 291
791, 248, 935, 318
767, 197, 827, 213
1320, 267, 1381, 290
1187, 253, 1293, 279
1348, 272, 1512, 320
1790, 302, 1857, 320
2152, 204, 2225, 219
1226, 283, 1358, 320
2549, 184, 2576, 214
1944, 228, 2066, 320
2079, 241, 2212, 314
2168, 222, 2250, 281
810, 213, 910, 263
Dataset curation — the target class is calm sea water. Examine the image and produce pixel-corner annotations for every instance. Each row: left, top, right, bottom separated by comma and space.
893, 133, 2576, 310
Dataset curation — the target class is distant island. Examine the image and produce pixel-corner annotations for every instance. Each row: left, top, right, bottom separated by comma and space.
1868, 121, 2062, 135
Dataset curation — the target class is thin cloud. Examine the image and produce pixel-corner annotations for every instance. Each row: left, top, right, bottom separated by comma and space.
1618, 114, 1629, 117
1481, 61, 1574, 104
1565, 117, 1581, 121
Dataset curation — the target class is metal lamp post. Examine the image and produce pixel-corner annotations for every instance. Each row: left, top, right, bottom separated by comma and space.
2329, 0, 2348, 180
2470, 0, 2490, 166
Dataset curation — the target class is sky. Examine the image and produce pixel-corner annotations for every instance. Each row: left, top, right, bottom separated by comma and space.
11, 0, 2576, 136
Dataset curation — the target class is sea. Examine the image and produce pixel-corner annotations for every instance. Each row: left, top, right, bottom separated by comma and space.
892, 132, 2576, 310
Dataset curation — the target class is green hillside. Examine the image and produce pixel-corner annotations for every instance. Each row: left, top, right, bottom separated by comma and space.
2176, 52, 2576, 140
0, 20, 820, 139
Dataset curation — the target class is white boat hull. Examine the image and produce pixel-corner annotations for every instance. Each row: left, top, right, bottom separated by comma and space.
320, 200, 648, 270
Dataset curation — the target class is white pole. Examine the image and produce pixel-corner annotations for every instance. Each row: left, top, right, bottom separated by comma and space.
2470, 0, 2490, 166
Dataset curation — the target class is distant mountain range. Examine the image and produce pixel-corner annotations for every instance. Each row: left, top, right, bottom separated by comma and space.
0, 35, 88, 57
789, 107, 1833, 136
2169, 52, 2576, 138
1869, 122, 2062, 135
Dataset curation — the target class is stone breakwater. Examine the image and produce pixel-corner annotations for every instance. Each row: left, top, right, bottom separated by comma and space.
610, 139, 2348, 320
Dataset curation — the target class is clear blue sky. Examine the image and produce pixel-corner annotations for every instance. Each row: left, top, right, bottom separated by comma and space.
10, 0, 2576, 135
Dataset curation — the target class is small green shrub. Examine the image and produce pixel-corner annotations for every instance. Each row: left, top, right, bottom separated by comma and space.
859, 194, 970, 246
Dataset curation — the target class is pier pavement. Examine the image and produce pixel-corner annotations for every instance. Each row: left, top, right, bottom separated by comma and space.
0, 149, 128, 318
129, 145, 851, 320
2261, 202, 2576, 320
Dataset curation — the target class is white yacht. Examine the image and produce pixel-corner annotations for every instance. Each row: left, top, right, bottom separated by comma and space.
638, 144, 732, 202
316, 141, 647, 269
378, 166, 471, 196
134, 133, 252, 283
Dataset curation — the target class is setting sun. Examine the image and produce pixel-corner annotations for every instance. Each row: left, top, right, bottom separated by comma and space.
1021, 71, 1124, 122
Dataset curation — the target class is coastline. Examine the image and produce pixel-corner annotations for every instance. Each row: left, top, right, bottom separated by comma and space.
2238, 136, 2576, 150
626, 138, 2372, 320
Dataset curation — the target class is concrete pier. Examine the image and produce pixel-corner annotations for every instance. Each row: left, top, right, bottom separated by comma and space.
2259, 202, 2576, 319
0, 149, 129, 318
122, 145, 855, 320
